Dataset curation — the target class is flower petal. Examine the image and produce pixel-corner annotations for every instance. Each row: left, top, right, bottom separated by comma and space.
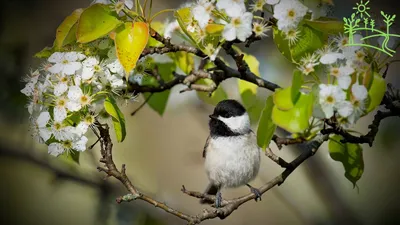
73, 136, 88, 152
54, 106, 67, 122
48, 52, 65, 63
37, 111, 50, 127
223, 24, 237, 41
54, 83, 68, 96
48, 143, 65, 156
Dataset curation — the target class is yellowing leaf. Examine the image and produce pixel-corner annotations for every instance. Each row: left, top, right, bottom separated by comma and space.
234, 47, 260, 110
366, 73, 386, 113
77, 4, 121, 43
273, 88, 294, 110
55, 8, 83, 49
174, 7, 220, 55
206, 24, 224, 35
272, 93, 314, 133
114, 22, 149, 75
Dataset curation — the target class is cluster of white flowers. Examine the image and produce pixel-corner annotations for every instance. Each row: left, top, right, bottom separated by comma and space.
302, 33, 370, 125
166, 0, 274, 60
21, 47, 128, 157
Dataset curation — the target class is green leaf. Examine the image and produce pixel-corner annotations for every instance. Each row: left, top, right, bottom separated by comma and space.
55, 8, 83, 49
104, 95, 126, 142
257, 96, 277, 150
304, 18, 344, 37
272, 92, 314, 133
77, 4, 121, 43
273, 24, 324, 63
64, 150, 80, 164
366, 73, 386, 113
62, 23, 78, 46
143, 63, 176, 115
291, 70, 304, 104
174, 7, 198, 45
290, 24, 324, 62
273, 88, 294, 110
148, 21, 165, 47
34, 46, 55, 58
272, 27, 293, 62
329, 135, 364, 187
248, 98, 265, 124
170, 52, 194, 75
197, 79, 228, 105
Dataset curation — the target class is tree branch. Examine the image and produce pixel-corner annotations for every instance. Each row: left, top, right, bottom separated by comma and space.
129, 30, 280, 94
95, 119, 329, 224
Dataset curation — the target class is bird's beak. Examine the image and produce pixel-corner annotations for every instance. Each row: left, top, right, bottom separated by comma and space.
209, 114, 218, 120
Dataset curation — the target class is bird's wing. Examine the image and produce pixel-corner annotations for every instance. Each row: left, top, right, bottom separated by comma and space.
203, 136, 210, 158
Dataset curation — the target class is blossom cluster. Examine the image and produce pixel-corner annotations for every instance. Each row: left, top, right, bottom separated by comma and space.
294, 33, 370, 125
21, 46, 129, 157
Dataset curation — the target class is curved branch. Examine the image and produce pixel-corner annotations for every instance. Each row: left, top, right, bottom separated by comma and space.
95, 119, 329, 224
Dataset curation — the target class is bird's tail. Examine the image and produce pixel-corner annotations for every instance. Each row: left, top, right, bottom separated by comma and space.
199, 183, 219, 204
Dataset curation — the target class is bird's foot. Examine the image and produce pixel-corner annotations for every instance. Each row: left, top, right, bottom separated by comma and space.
246, 184, 262, 202
215, 191, 222, 208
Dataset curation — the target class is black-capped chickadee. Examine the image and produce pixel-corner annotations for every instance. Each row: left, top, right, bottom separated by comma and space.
200, 99, 261, 207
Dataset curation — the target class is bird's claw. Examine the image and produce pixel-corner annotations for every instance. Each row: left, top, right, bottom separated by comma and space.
247, 184, 262, 202
215, 191, 222, 208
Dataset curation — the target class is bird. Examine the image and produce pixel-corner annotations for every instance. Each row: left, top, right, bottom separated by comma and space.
200, 99, 261, 207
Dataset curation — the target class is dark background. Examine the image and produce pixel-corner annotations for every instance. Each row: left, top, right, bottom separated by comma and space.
1, 0, 400, 224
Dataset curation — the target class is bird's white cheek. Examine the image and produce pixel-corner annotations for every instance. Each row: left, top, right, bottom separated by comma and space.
218, 113, 250, 133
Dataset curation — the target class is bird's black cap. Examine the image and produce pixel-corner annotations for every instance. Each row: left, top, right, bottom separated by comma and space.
210, 99, 246, 118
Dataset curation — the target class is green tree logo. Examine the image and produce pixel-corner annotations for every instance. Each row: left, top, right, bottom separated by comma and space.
344, 0, 399, 56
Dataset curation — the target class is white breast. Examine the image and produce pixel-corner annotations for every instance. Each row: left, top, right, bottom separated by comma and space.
204, 132, 261, 188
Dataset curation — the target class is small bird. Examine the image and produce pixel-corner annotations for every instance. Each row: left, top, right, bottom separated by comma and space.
200, 99, 261, 207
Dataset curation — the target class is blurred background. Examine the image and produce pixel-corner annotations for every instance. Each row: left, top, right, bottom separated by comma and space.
1, 0, 400, 224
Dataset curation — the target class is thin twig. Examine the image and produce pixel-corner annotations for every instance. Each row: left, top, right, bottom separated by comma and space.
131, 93, 154, 116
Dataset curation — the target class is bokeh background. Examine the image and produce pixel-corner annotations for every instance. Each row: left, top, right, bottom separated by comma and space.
1, 0, 400, 225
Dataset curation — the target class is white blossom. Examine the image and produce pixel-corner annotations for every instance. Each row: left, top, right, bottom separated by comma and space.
106, 58, 124, 75
192, 0, 214, 28
319, 84, 346, 118
337, 100, 354, 117
48, 136, 88, 157
266, 0, 280, 5
48, 52, 83, 75
273, 0, 308, 31
67, 86, 92, 111
348, 83, 368, 123
164, 20, 181, 38
21, 82, 36, 96
223, 12, 253, 41
252, 21, 271, 37
319, 52, 345, 64
216, 0, 246, 18
54, 96, 69, 122
36, 111, 52, 142
53, 75, 70, 96
82, 57, 102, 80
